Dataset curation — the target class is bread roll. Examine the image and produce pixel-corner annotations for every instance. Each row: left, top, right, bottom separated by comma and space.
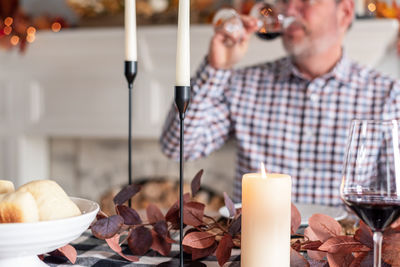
17, 180, 81, 221
0, 191, 39, 223
0, 180, 14, 194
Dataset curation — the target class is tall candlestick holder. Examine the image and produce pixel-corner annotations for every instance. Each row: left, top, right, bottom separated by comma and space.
124, 60, 137, 207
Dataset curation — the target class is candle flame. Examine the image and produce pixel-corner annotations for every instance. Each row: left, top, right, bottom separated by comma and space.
260, 162, 267, 179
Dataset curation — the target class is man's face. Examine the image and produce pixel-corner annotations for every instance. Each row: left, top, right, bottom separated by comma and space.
280, 0, 343, 58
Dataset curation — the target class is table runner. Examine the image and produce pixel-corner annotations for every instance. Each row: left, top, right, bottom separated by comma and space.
43, 231, 241, 267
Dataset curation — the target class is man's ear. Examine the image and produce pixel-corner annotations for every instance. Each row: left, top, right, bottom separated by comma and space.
338, 0, 355, 33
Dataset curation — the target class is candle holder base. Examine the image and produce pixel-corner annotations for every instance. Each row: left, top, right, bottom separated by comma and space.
157, 259, 206, 267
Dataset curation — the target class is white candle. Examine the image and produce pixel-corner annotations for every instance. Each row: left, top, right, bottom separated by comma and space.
241, 164, 291, 267
175, 0, 190, 86
125, 0, 137, 61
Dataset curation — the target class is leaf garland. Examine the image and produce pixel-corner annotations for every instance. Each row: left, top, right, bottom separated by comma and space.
90, 169, 400, 266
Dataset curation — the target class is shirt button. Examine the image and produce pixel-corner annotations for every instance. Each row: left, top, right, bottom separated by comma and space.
310, 93, 319, 102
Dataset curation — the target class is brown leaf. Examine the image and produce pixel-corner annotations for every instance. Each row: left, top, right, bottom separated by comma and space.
290, 247, 310, 267
116, 205, 142, 225
318, 236, 370, 254
191, 242, 218, 261
154, 220, 168, 237
191, 169, 203, 197
308, 214, 342, 242
184, 201, 205, 227
301, 240, 323, 250
327, 253, 354, 267
146, 204, 164, 224
106, 234, 139, 262
228, 214, 241, 236
91, 215, 124, 239
165, 193, 191, 229
182, 231, 216, 249
383, 233, 400, 266
354, 221, 373, 248
128, 226, 153, 255
113, 184, 141, 205
215, 234, 234, 267
390, 217, 400, 230
291, 240, 301, 251
291, 203, 302, 235
349, 252, 368, 267
223, 192, 236, 217
151, 229, 172, 256
56, 244, 77, 264
96, 210, 108, 220
304, 227, 327, 260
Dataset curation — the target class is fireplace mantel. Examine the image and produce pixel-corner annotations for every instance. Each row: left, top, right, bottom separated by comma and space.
0, 19, 398, 187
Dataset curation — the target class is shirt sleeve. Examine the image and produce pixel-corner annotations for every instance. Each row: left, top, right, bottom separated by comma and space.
383, 80, 400, 121
160, 57, 234, 161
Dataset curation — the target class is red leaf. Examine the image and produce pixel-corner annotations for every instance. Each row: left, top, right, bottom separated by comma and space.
215, 234, 234, 267
191, 169, 203, 197
106, 234, 139, 262
349, 252, 368, 267
182, 231, 216, 249
96, 210, 108, 220
308, 214, 342, 242
184, 201, 205, 227
327, 253, 354, 267
228, 214, 241, 236
291, 203, 301, 235
116, 205, 142, 225
223, 192, 236, 217
304, 227, 327, 260
301, 240, 323, 250
318, 236, 370, 254
151, 230, 171, 256
191, 243, 218, 261
91, 215, 124, 239
146, 204, 164, 224
113, 184, 141, 205
383, 233, 400, 266
165, 193, 191, 229
354, 221, 373, 248
290, 247, 310, 267
154, 220, 168, 237
128, 226, 153, 255
56, 245, 77, 264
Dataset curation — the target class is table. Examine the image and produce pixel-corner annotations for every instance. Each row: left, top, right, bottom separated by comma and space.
43, 231, 241, 267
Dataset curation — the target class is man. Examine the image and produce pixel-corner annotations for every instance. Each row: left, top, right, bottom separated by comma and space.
160, 0, 400, 206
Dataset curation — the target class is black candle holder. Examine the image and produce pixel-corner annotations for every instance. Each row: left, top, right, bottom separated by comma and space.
124, 60, 138, 207
175, 85, 191, 267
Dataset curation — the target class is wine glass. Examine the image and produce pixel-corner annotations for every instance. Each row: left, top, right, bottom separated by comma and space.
341, 120, 400, 267
212, 3, 295, 42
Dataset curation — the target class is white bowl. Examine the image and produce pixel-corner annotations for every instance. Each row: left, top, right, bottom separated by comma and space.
0, 197, 99, 267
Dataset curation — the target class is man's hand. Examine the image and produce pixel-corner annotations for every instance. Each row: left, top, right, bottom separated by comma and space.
207, 15, 259, 70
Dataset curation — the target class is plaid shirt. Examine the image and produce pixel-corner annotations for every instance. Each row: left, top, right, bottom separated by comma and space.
160, 54, 400, 206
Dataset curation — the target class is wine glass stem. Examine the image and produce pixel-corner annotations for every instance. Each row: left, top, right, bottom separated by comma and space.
373, 231, 383, 267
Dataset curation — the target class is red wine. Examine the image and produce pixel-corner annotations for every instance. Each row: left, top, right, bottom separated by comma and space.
256, 32, 281, 40
344, 194, 400, 231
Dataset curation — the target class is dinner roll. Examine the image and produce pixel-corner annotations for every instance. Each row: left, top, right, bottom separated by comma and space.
17, 180, 81, 221
0, 180, 15, 194
0, 191, 39, 223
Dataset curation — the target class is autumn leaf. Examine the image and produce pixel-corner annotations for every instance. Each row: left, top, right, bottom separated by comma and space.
327, 252, 354, 267
191, 169, 203, 197
91, 215, 124, 239
165, 193, 191, 229
301, 240, 323, 250
383, 233, 400, 266
223, 192, 236, 217
116, 205, 142, 225
215, 234, 234, 267
228, 214, 241, 236
349, 252, 368, 267
146, 204, 164, 224
55, 244, 77, 264
304, 227, 327, 261
290, 247, 310, 267
182, 231, 216, 249
184, 201, 205, 227
106, 234, 139, 262
354, 221, 373, 248
318, 236, 370, 254
308, 214, 342, 242
153, 220, 168, 237
128, 226, 153, 256
151, 229, 172, 256
113, 184, 141, 205
291, 203, 301, 235
190, 243, 218, 261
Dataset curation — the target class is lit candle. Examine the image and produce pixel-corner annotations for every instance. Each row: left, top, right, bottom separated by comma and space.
125, 0, 137, 61
241, 163, 291, 267
175, 0, 190, 86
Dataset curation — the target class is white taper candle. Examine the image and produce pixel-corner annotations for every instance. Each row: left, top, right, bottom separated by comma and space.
125, 0, 137, 61
176, 0, 190, 86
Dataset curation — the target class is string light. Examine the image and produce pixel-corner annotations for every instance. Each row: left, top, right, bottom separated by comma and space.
26, 35, 35, 43
4, 26, 12, 35
10, 36, 19, 46
4, 17, 13, 26
368, 3, 376, 12
51, 22, 61, 32
27, 26, 36, 35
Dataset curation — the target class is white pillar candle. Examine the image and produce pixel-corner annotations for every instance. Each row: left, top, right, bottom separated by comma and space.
175, 0, 190, 86
241, 165, 291, 267
125, 0, 137, 61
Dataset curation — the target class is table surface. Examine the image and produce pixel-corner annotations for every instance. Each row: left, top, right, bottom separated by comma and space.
43, 231, 241, 267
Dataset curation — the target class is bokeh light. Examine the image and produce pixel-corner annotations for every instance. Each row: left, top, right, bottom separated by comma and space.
4, 17, 13, 27
4, 26, 12, 35
27, 26, 36, 35
51, 22, 62, 32
10, 36, 20, 46
368, 3, 376, 12
26, 35, 35, 43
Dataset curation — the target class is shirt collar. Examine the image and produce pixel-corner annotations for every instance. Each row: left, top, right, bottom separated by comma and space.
276, 50, 352, 84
